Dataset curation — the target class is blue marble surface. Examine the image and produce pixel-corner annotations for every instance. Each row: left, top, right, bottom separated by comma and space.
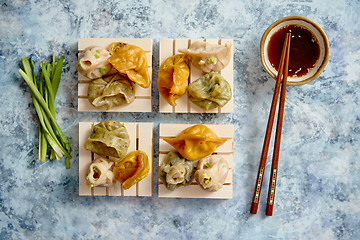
1, 0, 360, 239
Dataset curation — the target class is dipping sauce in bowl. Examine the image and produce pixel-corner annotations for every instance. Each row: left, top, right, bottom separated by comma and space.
260, 16, 329, 86
268, 25, 320, 77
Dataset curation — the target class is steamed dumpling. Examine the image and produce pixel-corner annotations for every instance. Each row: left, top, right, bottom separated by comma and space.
113, 150, 150, 190
159, 151, 195, 191
108, 42, 150, 88
158, 54, 189, 106
87, 74, 135, 110
77, 46, 112, 79
86, 157, 115, 187
195, 155, 229, 191
84, 120, 130, 159
188, 72, 232, 110
163, 124, 226, 161
179, 41, 232, 72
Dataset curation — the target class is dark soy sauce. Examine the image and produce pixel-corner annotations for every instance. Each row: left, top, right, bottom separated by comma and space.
268, 24, 320, 77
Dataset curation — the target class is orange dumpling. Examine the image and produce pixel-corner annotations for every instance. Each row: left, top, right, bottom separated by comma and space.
163, 125, 226, 161
112, 150, 150, 190
108, 42, 150, 88
158, 54, 189, 106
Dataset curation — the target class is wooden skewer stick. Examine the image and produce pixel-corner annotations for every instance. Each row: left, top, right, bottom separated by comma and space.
250, 33, 291, 215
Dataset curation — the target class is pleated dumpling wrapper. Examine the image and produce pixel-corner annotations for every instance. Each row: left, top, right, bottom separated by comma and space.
108, 42, 150, 88
87, 74, 135, 110
86, 157, 115, 187
195, 155, 229, 191
77, 46, 112, 79
84, 120, 130, 159
113, 150, 150, 190
158, 54, 189, 106
178, 41, 232, 73
163, 124, 227, 161
188, 72, 232, 110
159, 150, 196, 191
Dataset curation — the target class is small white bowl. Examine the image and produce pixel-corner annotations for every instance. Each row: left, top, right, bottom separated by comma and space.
260, 16, 330, 86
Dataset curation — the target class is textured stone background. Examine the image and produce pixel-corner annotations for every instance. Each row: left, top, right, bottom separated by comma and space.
0, 0, 359, 239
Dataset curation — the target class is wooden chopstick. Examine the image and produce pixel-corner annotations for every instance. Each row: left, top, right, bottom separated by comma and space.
250, 33, 291, 215
266, 33, 291, 216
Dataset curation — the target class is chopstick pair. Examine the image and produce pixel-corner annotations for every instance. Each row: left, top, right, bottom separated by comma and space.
250, 33, 291, 216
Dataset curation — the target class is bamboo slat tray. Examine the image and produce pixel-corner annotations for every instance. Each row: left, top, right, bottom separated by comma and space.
79, 122, 153, 196
158, 123, 234, 199
77, 38, 153, 112
159, 38, 234, 113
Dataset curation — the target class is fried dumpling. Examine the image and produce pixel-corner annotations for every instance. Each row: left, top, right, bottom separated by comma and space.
188, 72, 232, 110
195, 155, 229, 191
86, 157, 115, 187
178, 41, 232, 72
163, 125, 226, 161
113, 150, 150, 190
87, 74, 135, 110
77, 46, 112, 79
84, 120, 130, 159
108, 42, 150, 88
158, 54, 189, 106
159, 151, 196, 191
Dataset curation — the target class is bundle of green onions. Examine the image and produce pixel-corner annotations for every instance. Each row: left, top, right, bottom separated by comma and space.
18, 53, 71, 168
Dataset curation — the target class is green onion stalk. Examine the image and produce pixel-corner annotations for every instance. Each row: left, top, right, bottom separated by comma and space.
18, 53, 71, 168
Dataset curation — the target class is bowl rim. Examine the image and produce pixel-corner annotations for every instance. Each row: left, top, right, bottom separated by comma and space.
260, 15, 330, 86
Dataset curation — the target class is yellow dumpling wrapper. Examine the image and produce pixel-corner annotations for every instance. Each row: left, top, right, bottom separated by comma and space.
113, 150, 150, 190
108, 42, 150, 88
158, 54, 189, 106
163, 125, 226, 161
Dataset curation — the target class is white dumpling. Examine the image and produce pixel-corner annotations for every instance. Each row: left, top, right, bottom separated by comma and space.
178, 41, 232, 72
77, 46, 112, 79
195, 155, 229, 191
86, 157, 115, 187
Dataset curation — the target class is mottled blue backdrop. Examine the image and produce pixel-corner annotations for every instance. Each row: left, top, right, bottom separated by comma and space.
0, 0, 359, 239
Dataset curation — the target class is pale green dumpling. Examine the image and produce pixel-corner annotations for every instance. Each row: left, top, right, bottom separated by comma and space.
188, 72, 232, 110
159, 151, 195, 191
87, 74, 135, 110
84, 120, 130, 159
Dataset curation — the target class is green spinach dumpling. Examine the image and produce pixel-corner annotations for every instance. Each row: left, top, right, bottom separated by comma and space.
159, 151, 195, 191
87, 74, 135, 110
84, 120, 130, 159
188, 72, 232, 110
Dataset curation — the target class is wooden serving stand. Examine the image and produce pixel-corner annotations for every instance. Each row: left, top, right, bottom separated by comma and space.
159, 123, 234, 199
77, 38, 153, 112
159, 38, 234, 113
79, 122, 154, 197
